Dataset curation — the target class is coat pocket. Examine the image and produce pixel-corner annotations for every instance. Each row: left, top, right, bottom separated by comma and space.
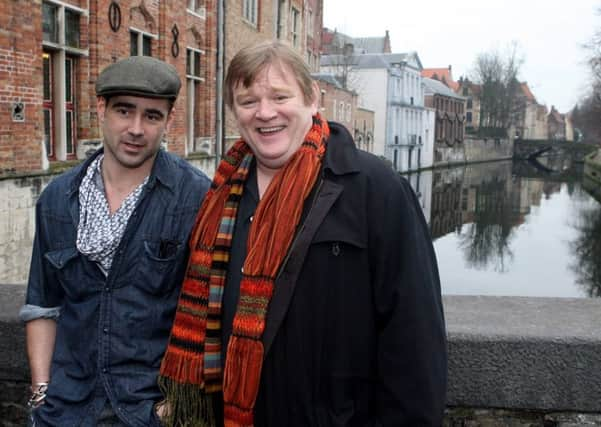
317, 376, 374, 427
134, 239, 183, 294
44, 247, 92, 300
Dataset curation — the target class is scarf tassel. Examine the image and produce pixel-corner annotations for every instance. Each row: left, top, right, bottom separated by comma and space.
157, 379, 215, 427
222, 336, 264, 426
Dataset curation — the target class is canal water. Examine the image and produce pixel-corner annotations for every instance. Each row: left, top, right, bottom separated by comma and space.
1, 155, 600, 298
405, 156, 601, 298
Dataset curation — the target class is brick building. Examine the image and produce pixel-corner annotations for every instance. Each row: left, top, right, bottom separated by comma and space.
2, 0, 324, 175
0, 0, 216, 175
423, 77, 465, 147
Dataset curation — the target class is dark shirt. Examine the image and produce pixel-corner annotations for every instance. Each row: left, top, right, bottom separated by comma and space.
25, 149, 210, 427
221, 163, 259, 363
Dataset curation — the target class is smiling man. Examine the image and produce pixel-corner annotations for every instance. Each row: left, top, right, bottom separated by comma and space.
20, 56, 210, 426
159, 41, 447, 426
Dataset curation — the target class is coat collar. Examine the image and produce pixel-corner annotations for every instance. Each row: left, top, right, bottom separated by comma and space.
322, 121, 361, 176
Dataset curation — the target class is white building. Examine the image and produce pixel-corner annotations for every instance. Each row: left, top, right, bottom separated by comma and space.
321, 52, 435, 172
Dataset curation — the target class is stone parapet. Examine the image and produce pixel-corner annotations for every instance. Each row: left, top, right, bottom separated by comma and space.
1, 287, 601, 424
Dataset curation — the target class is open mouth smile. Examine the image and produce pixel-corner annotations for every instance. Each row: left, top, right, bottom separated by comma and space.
257, 126, 285, 135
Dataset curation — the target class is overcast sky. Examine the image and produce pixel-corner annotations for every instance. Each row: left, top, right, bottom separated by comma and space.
323, 0, 599, 113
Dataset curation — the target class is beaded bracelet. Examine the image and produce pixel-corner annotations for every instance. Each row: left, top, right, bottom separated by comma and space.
27, 382, 49, 409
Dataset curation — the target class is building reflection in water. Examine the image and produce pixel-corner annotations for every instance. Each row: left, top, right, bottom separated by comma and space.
407, 155, 600, 298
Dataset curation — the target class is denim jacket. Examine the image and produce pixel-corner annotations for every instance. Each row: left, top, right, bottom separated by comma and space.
24, 149, 210, 427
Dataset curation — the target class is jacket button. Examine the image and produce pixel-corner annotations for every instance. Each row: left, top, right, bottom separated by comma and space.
103, 327, 108, 334
332, 243, 340, 256
102, 368, 108, 373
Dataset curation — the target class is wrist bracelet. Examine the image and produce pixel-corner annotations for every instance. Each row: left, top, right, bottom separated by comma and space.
28, 382, 49, 409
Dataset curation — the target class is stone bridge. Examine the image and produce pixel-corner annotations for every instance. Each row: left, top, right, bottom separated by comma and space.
514, 139, 598, 162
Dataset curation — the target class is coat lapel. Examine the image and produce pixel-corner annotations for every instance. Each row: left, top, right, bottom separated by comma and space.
262, 178, 343, 357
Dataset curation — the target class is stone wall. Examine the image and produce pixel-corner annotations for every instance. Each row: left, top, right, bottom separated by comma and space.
2, 290, 601, 425
434, 136, 514, 168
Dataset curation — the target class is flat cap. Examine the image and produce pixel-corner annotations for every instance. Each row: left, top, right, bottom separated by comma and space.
96, 56, 181, 99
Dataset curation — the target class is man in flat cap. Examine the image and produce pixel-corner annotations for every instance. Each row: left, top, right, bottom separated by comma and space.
20, 56, 210, 426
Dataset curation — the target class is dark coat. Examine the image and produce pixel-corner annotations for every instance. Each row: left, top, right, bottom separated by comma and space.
254, 122, 447, 426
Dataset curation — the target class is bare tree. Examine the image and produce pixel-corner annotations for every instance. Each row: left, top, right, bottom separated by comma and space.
575, 6, 601, 142
471, 43, 524, 137
322, 43, 361, 91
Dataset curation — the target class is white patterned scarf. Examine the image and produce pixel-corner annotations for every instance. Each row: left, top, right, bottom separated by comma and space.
76, 154, 148, 274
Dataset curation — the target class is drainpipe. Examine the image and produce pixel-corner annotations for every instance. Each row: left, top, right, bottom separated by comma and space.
215, 0, 225, 169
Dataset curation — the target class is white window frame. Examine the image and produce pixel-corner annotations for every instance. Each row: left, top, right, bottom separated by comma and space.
186, 48, 207, 154
291, 7, 300, 47
130, 27, 158, 56
187, 0, 206, 18
243, 0, 258, 26
42, 0, 88, 161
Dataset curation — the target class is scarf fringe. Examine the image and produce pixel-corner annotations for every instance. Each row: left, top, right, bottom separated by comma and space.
157, 376, 216, 427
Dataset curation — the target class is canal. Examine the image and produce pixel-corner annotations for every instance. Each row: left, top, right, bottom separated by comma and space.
1, 155, 600, 298
405, 155, 601, 298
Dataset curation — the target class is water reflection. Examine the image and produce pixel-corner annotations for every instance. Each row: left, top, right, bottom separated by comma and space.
407, 155, 600, 298
570, 179, 601, 297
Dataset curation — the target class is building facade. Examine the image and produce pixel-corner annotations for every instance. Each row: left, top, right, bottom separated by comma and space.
423, 77, 466, 148
313, 73, 356, 136
354, 107, 375, 153
547, 106, 567, 140
321, 51, 435, 172
456, 78, 481, 134
1, 0, 216, 175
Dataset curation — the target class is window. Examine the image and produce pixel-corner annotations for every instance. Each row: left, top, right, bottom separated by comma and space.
345, 103, 351, 122
43, 53, 53, 157
339, 101, 344, 121
462, 87, 468, 96
187, 49, 202, 78
130, 30, 154, 56
42, 2, 58, 43
187, 0, 206, 16
41, 1, 86, 161
243, 0, 258, 26
64, 9, 80, 48
307, 9, 314, 36
291, 7, 300, 47
467, 98, 473, 109
466, 112, 472, 123
186, 48, 206, 154
43, 1, 81, 48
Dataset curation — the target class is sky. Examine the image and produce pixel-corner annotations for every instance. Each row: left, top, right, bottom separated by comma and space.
323, 0, 600, 113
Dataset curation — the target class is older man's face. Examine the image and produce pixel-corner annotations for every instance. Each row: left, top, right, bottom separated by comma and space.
231, 63, 318, 173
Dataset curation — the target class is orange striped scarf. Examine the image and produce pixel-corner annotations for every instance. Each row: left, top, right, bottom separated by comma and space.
159, 114, 329, 426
